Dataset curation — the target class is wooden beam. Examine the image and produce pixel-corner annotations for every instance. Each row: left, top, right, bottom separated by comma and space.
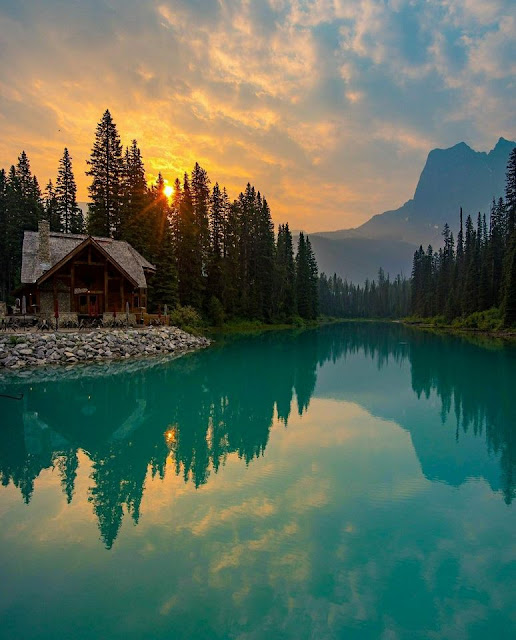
53, 277, 57, 315
104, 262, 108, 313
70, 264, 75, 311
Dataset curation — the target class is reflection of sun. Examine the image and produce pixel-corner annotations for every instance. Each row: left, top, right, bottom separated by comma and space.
164, 426, 177, 447
164, 185, 174, 200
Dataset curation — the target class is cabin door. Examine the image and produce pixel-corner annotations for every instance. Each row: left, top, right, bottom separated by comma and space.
76, 294, 103, 316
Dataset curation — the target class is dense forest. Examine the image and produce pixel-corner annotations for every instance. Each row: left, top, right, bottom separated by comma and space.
0, 109, 319, 324
410, 148, 516, 327
2, 110, 515, 326
318, 269, 411, 319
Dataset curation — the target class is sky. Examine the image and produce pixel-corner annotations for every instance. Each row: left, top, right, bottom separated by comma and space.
0, 0, 514, 232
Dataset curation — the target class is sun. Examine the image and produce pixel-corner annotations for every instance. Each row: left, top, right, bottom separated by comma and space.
164, 184, 174, 200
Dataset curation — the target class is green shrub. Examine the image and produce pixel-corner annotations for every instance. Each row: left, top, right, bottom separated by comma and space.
453, 308, 502, 331
169, 305, 202, 330
433, 315, 447, 327
208, 296, 224, 327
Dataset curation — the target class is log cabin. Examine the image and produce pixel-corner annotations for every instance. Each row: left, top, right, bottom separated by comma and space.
18, 220, 156, 321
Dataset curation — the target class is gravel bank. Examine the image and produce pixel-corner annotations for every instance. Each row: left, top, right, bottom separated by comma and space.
0, 326, 211, 371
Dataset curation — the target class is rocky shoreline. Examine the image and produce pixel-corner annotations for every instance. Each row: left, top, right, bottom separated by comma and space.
0, 326, 211, 372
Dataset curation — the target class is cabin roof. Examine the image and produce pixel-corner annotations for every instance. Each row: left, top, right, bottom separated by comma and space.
21, 231, 156, 288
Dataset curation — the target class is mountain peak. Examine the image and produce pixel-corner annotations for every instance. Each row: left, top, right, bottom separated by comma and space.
309, 136, 515, 283
490, 137, 515, 156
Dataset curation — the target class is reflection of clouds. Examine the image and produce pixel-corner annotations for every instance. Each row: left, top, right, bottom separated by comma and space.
0, 451, 97, 546
0, 1, 513, 231
1, 326, 515, 637
0, 391, 514, 636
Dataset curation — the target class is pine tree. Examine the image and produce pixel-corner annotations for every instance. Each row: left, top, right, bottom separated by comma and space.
306, 235, 319, 318
151, 223, 179, 312
207, 182, 225, 304
169, 177, 182, 247
411, 246, 424, 316
176, 173, 203, 308
221, 199, 241, 317
86, 109, 124, 237
273, 224, 296, 320
505, 148, 516, 239
16, 151, 43, 232
191, 162, 210, 301
463, 215, 479, 315
120, 140, 151, 255
44, 180, 61, 232
146, 174, 178, 310
488, 198, 505, 306
255, 196, 276, 320
0, 169, 8, 300
296, 232, 315, 319
1, 153, 44, 296
56, 148, 83, 233
502, 236, 516, 327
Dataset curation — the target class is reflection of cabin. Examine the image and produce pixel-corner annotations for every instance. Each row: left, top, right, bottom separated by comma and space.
19, 220, 155, 319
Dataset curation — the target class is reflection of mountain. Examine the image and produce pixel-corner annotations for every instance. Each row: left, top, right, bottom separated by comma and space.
314, 325, 516, 504
0, 324, 514, 549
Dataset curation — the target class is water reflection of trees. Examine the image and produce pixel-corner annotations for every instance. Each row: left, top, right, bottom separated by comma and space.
0, 330, 339, 548
0, 324, 514, 548
409, 331, 516, 505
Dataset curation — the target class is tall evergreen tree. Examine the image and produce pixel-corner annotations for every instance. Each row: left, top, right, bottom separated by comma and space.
150, 176, 178, 311
176, 173, 203, 308
296, 233, 318, 319
503, 236, 516, 327
16, 151, 43, 232
505, 147, 516, 239
306, 235, 319, 318
120, 140, 151, 255
254, 195, 276, 320
273, 223, 296, 320
44, 180, 61, 232
0, 153, 44, 297
0, 168, 8, 300
463, 215, 479, 315
56, 147, 83, 233
207, 182, 225, 304
86, 109, 124, 237
191, 162, 211, 296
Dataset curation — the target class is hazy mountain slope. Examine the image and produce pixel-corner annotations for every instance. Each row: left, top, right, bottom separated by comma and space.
311, 137, 515, 282
308, 235, 416, 283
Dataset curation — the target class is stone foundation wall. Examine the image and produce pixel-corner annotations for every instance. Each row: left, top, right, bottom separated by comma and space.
40, 290, 71, 316
40, 291, 53, 315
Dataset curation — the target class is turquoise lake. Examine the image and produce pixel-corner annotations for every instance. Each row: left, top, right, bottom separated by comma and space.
0, 323, 515, 639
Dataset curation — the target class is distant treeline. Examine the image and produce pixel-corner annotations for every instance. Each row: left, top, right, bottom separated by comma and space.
410, 148, 516, 327
0, 109, 319, 323
319, 147, 516, 324
318, 270, 411, 318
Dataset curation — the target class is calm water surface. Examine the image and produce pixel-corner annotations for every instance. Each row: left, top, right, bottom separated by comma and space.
0, 323, 515, 639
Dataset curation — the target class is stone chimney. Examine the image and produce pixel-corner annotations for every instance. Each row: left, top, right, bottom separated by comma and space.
38, 219, 51, 269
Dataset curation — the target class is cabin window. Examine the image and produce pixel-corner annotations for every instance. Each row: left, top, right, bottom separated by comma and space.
79, 295, 87, 306
134, 295, 140, 308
